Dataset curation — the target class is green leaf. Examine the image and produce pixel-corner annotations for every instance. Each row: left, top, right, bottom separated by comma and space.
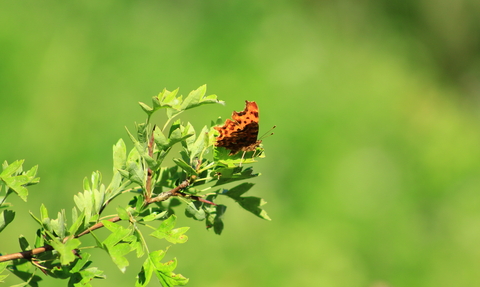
185, 202, 206, 221
0, 209, 14, 232
186, 125, 209, 161
150, 215, 189, 244
222, 183, 271, 221
160, 88, 180, 106
51, 210, 68, 238
69, 210, 85, 236
139, 101, 154, 114
205, 203, 227, 235
139, 88, 180, 118
214, 145, 265, 168
68, 252, 106, 286
140, 210, 167, 222
101, 221, 135, 272
0, 161, 39, 202
153, 128, 170, 151
49, 237, 81, 265
18, 235, 31, 251
0, 261, 9, 283
90, 171, 102, 191
7, 259, 42, 287
136, 250, 188, 287
74, 189, 95, 226
136, 257, 154, 287
136, 123, 148, 144
172, 158, 197, 176
69, 266, 105, 286
143, 154, 159, 170
102, 220, 132, 247
180, 84, 224, 111
1, 176, 28, 201
0, 160, 23, 177
116, 206, 130, 221
213, 166, 259, 186
40, 204, 50, 225
107, 243, 131, 273
29, 210, 42, 226
113, 139, 127, 171
131, 230, 145, 258
167, 121, 194, 147
153, 258, 189, 287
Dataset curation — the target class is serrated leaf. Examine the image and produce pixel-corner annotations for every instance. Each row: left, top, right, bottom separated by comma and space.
2, 175, 29, 201
137, 250, 188, 287
139, 88, 181, 118
150, 215, 189, 244
168, 127, 194, 147
0, 160, 23, 177
160, 88, 179, 106
49, 237, 81, 265
107, 243, 131, 273
102, 220, 132, 247
180, 84, 224, 111
50, 210, 67, 238
69, 266, 105, 286
154, 258, 189, 287
68, 252, 107, 284
222, 183, 271, 220
131, 231, 145, 258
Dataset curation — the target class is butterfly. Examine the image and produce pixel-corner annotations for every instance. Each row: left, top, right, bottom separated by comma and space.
214, 101, 262, 156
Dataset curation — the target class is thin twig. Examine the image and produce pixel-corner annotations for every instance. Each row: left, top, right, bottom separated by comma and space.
0, 245, 54, 262
75, 216, 121, 238
0, 179, 191, 263
145, 125, 156, 202
146, 179, 190, 204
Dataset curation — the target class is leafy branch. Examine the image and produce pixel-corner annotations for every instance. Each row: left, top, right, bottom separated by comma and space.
0, 85, 270, 287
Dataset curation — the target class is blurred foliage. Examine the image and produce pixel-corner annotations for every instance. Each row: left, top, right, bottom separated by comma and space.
1, 0, 480, 286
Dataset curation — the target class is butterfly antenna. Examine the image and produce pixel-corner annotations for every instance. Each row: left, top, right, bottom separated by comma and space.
259, 125, 276, 140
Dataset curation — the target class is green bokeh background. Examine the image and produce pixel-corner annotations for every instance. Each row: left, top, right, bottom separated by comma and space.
2, 1, 480, 286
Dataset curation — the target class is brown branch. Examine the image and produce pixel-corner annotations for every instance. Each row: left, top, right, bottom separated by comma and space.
146, 179, 190, 204
0, 179, 191, 264
0, 245, 54, 262
145, 125, 156, 202
76, 215, 121, 238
